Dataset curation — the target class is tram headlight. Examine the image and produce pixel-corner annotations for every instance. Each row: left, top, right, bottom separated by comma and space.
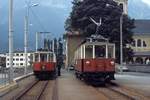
41, 65, 46, 70
85, 61, 90, 64
110, 61, 115, 65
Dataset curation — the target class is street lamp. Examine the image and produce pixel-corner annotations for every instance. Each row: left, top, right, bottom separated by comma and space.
106, 3, 124, 73
24, 2, 39, 75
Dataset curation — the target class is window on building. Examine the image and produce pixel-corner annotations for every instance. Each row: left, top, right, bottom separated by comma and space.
13, 58, 15, 61
20, 63, 23, 65
143, 41, 147, 47
16, 53, 19, 56
137, 39, 141, 47
7, 58, 9, 61
13, 63, 15, 65
21, 54, 23, 56
119, 3, 124, 11
132, 40, 135, 47
7, 63, 9, 65
16, 58, 19, 61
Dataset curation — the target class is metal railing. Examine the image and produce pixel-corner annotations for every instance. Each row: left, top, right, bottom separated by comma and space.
0, 66, 33, 87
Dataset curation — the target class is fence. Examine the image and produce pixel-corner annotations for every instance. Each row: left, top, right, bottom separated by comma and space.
0, 66, 33, 87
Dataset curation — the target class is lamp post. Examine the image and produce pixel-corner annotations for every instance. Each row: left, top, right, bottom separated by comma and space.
24, 2, 39, 75
8, 0, 14, 83
106, 4, 124, 73
120, 14, 123, 73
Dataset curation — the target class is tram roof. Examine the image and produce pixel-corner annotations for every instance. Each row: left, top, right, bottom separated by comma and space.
34, 51, 54, 54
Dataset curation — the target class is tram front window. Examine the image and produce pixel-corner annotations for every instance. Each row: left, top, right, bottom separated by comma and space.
85, 45, 93, 59
95, 45, 106, 58
108, 46, 114, 58
49, 53, 53, 62
40, 53, 47, 62
35, 54, 39, 62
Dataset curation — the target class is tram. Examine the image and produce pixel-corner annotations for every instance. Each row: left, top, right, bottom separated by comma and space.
33, 50, 56, 80
74, 35, 116, 83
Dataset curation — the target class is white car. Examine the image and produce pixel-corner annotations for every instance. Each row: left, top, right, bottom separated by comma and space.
115, 64, 129, 72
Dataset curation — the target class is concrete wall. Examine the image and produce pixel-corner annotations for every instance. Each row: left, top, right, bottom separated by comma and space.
66, 35, 85, 67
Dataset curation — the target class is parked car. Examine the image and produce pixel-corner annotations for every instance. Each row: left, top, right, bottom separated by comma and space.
115, 64, 129, 72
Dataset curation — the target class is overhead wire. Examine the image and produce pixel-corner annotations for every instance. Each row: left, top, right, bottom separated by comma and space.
30, 8, 47, 32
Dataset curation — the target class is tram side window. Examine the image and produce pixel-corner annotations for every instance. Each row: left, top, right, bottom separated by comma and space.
40, 53, 47, 62
85, 45, 93, 59
95, 45, 105, 58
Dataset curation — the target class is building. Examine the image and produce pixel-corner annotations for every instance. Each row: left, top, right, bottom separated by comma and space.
6, 52, 34, 68
130, 20, 150, 64
0, 54, 6, 67
64, 0, 128, 67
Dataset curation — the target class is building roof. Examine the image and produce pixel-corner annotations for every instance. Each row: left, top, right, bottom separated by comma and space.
133, 20, 150, 35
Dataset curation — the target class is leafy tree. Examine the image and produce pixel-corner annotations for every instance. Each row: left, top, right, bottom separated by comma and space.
65, 0, 135, 63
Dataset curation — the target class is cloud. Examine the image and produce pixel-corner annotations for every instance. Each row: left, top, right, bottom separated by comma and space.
142, 0, 150, 6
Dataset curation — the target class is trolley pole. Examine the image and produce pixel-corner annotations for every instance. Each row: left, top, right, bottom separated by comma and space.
9, 0, 14, 83
120, 14, 123, 74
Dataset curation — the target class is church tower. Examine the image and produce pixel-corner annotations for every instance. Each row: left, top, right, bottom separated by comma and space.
114, 0, 128, 14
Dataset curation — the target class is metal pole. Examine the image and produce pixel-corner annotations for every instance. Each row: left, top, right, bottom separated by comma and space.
24, 15, 28, 75
9, 0, 14, 83
24, 4, 29, 75
36, 32, 39, 52
120, 14, 123, 73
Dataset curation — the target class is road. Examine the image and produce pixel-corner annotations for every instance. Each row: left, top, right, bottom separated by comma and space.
114, 72, 150, 97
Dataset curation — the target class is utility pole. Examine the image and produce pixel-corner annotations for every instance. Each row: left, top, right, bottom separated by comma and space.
24, 3, 39, 75
24, 15, 28, 75
9, 0, 14, 83
36, 32, 39, 52
120, 14, 123, 74
24, 2, 29, 75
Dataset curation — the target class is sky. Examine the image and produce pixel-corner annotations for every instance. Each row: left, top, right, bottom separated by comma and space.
0, 0, 150, 53
0, 0, 73, 52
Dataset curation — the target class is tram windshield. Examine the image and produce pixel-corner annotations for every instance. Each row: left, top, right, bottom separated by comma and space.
85, 45, 93, 58
34, 52, 54, 62
95, 45, 106, 58
84, 44, 115, 59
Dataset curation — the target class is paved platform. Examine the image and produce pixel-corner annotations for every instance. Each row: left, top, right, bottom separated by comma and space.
57, 71, 109, 100
114, 72, 150, 98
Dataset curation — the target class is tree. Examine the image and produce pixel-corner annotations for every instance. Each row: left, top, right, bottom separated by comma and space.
65, 0, 135, 63
57, 38, 64, 66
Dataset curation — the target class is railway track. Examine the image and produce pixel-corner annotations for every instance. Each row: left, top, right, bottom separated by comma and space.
11, 79, 49, 100
97, 82, 150, 100
13, 80, 49, 100
13, 79, 59, 100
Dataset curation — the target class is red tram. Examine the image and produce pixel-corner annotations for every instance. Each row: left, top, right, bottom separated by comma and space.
74, 36, 116, 83
33, 51, 56, 80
